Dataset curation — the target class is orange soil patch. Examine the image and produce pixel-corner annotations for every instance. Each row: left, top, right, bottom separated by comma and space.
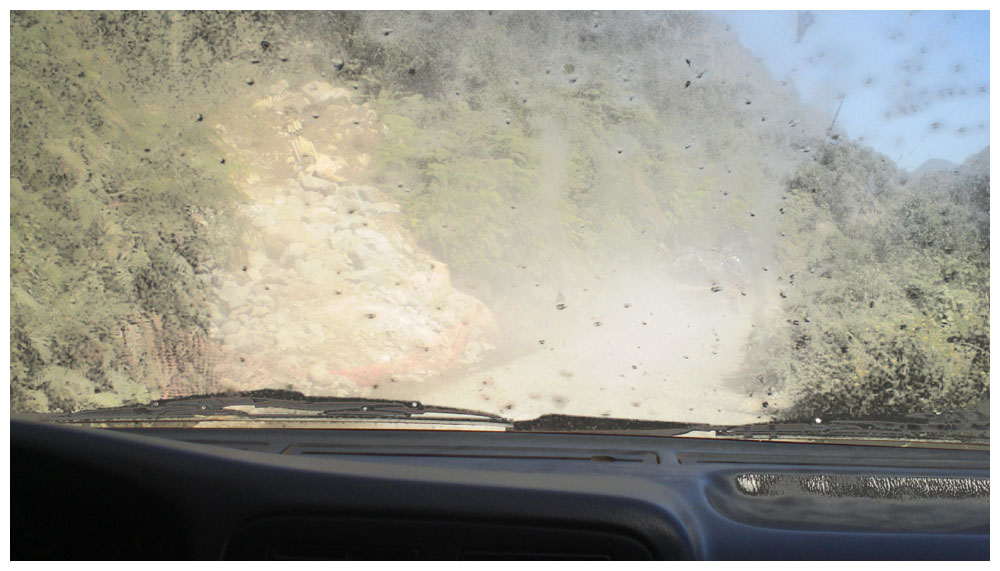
329, 305, 491, 386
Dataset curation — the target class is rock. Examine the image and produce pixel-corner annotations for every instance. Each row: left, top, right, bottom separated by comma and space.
281, 220, 321, 245
260, 231, 288, 260
301, 190, 323, 205
249, 249, 269, 269
280, 242, 308, 267
301, 81, 352, 104
354, 227, 398, 256
331, 218, 354, 232
346, 216, 369, 231
299, 174, 335, 191
369, 202, 401, 214
308, 362, 332, 384
220, 320, 241, 335
353, 185, 380, 202
249, 214, 271, 229
303, 206, 336, 224
275, 324, 303, 351
269, 79, 290, 94
218, 377, 241, 393
218, 282, 250, 310
210, 307, 227, 328
277, 93, 310, 114
335, 185, 362, 202
249, 304, 271, 318
283, 193, 305, 211
294, 258, 332, 285
311, 153, 347, 182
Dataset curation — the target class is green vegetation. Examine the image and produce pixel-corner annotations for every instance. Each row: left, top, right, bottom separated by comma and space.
749, 142, 989, 419
10, 11, 269, 411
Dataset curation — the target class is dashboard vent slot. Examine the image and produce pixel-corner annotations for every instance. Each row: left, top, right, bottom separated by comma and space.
286, 444, 659, 464
179, 439, 282, 453
678, 452, 987, 470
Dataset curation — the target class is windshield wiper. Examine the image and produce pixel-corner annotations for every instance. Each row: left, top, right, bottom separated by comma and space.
511, 414, 709, 436
712, 413, 989, 443
34, 391, 988, 444
510, 412, 989, 444
44, 389, 510, 425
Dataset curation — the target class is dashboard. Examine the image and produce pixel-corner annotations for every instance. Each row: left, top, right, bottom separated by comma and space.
11, 418, 989, 560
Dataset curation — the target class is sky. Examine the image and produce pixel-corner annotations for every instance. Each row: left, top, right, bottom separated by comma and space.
715, 10, 989, 172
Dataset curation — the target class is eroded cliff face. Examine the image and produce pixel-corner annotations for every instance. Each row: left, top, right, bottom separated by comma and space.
202, 78, 498, 398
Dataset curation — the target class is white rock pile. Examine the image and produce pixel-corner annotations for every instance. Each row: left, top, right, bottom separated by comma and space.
207, 78, 497, 397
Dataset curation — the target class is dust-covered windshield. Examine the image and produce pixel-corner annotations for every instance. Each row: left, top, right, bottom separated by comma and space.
9, 11, 989, 436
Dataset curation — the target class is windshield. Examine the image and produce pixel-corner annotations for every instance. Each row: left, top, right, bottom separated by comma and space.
9, 11, 989, 442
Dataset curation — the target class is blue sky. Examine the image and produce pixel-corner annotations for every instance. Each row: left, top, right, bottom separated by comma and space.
715, 11, 989, 171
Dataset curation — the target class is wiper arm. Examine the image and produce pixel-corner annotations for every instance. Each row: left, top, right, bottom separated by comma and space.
47, 389, 510, 424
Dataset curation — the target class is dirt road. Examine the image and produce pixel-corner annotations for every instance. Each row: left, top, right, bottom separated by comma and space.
374, 277, 773, 424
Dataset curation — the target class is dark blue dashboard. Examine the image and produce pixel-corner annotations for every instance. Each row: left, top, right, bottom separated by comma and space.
10, 419, 989, 560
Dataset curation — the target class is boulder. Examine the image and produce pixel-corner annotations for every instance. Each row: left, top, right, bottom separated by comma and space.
218, 281, 250, 311
311, 153, 348, 182
303, 206, 337, 225
278, 93, 311, 114
307, 362, 333, 384
280, 242, 308, 268
301, 190, 324, 205
269, 79, 290, 94
299, 174, 335, 191
301, 81, 353, 104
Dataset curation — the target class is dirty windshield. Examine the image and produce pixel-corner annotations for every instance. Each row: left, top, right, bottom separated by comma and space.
10, 11, 989, 437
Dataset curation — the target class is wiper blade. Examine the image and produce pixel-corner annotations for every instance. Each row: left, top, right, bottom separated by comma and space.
46, 389, 510, 424
715, 413, 990, 443
509, 412, 989, 444
510, 414, 710, 435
